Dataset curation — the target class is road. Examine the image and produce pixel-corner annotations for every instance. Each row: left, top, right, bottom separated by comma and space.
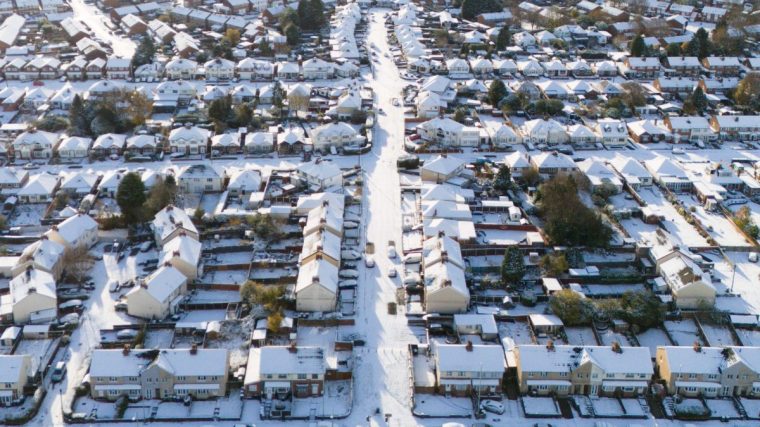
69, 0, 136, 58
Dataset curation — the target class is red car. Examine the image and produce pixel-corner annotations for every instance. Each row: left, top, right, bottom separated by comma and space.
32, 80, 44, 86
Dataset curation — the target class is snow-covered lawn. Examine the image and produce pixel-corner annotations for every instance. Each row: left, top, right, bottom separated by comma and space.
637, 187, 708, 248
678, 194, 751, 247
700, 322, 739, 347
412, 394, 471, 417
522, 396, 560, 417
565, 326, 598, 346
75, 393, 244, 421
635, 327, 673, 354
499, 320, 535, 345
142, 329, 174, 349
705, 398, 743, 420
291, 381, 352, 418
8, 204, 47, 226
664, 319, 704, 346
597, 328, 632, 346
620, 398, 648, 417
590, 397, 625, 417
739, 397, 760, 419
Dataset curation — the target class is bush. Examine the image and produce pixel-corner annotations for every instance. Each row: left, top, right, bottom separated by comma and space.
115, 395, 129, 419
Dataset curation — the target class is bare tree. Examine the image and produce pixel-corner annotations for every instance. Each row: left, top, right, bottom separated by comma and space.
61, 246, 94, 284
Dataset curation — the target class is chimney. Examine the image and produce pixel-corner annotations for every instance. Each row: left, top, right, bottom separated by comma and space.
288, 342, 297, 353
693, 341, 702, 353
546, 340, 555, 351
190, 343, 197, 354
172, 250, 180, 258
611, 341, 622, 354
163, 261, 172, 268
123, 344, 131, 355
437, 230, 445, 238
465, 340, 473, 352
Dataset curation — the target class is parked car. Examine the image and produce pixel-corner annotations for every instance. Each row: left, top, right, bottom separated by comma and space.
388, 267, 397, 278
59, 313, 80, 327
480, 400, 505, 415
115, 301, 128, 311
341, 250, 361, 260
116, 329, 137, 340
387, 246, 397, 259
140, 241, 152, 252
51, 361, 67, 383
365, 255, 375, 268
339, 269, 359, 279
108, 280, 120, 293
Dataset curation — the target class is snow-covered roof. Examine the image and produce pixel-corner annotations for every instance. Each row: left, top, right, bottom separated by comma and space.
421, 155, 466, 177
0, 355, 29, 384
245, 346, 325, 385
454, 314, 498, 336
295, 257, 338, 294
152, 205, 198, 243
423, 233, 464, 270
128, 265, 187, 304
17, 238, 64, 272
46, 214, 97, 246
160, 234, 201, 268
155, 348, 227, 377
435, 343, 505, 373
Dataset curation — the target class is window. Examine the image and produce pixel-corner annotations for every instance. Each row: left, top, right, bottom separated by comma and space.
297, 374, 307, 380
278, 374, 287, 379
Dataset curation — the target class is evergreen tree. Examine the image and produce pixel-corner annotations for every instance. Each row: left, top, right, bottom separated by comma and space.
690, 87, 708, 114
629, 34, 647, 57
68, 94, 88, 136
493, 164, 511, 194
686, 28, 711, 59
488, 79, 507, 107
116, 172, 147, 225
131, 36, 156, 73
285, 23, 300, 46
495, 26, 510, 50
461, 0, 501, 20
501, 246, 525, 286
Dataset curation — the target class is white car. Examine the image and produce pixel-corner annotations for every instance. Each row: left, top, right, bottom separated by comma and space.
365, 256, 375, 268
388, 267, 397, 278
387, 246, 397, 259
341, 250, 361, 261
480, 400, 505, 415
108, 279, 120, 293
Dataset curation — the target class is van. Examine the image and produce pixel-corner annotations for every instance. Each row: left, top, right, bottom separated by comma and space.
51, 361, 67, 383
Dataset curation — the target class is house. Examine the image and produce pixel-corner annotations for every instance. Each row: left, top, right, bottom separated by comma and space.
654, 77, 698, 98
17, 173, 59, 204
424, 252, 469, 314
295, 160, 342, 191
567, 124, 596, 145
488, 124, 522, 147
152, 205, 198, 246
578, 159, 623, 193
45, 214, 99, 250
0, 167, 28, 189
609, 156, 653, 189
0, 355, 31, 405
644, 157, 692, 191
126, 134, 158, 157
624, 57, 661, 79
302, 58, 334, 80
702, 57, 741, 77
627, 119, 673, 144
168, 125, 210, 155
434, 342, 505, 396
521, 119, 568, 145
176, 164, 222, 193
126, 266, 188, 320
210, 133, 241, 155
504, 151, 531, 178
159, 234, 201, 281
665, 57, 701, 77
89, 347, 229, 401
595, 119, 628, 146
12, 237, 65, 280
530, 151, 578, 177
91, 133, 127, 158
240, 132, 272, 154
654, 248, 716, 309
303, 201, 343, 238
310, 122, 360, 152
121, 14, 148, 36
656, 345, 760, 397
105, 57, 130, 79
85, 57, 105, 79
244, 346, 325, 398
296, 256, 338, 312
59, 171, 98, 196
56, 136, 92, 159
420, 155, 466, 184
204, 58, 235, 81
710, 115, 760, 142
0, 14, 24, 51
515, 344, 653, 396
12, 129, 59, 160
164, 58, 198, 80
416, 117, 480, 147
226, 169, 262, 197
5, 269, 57, 324
664, 116, 714, 143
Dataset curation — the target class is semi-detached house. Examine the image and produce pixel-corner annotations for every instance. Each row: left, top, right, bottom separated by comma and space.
710, 115, 760, 141
244, 346, 326, 399
515, 343, 653, 397
90, 347, 229, 401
